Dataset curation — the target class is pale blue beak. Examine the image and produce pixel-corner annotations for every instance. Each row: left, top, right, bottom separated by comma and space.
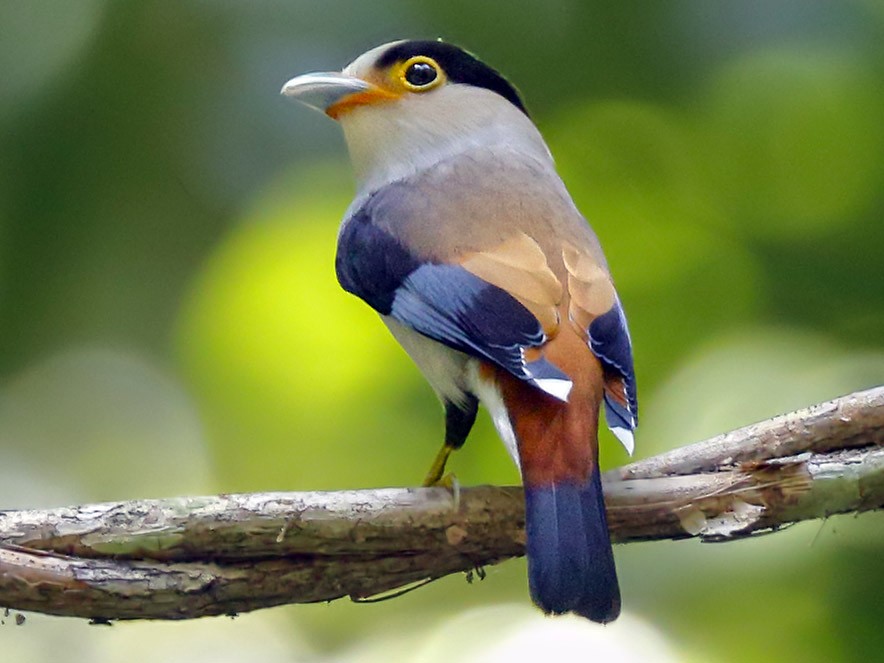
281, 72, 372, 115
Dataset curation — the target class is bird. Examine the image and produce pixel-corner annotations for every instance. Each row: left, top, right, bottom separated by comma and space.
281, 39, 637, 623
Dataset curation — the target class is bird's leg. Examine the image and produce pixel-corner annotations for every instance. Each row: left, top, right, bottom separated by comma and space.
422, 395, 478, 487
422, 443, 455, 487
423, 443, 461, 511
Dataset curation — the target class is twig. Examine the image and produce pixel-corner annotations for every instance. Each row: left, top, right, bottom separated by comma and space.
0, 386, 881, 620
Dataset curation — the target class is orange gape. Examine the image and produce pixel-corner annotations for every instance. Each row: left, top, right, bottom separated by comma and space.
283, 39, 638, 623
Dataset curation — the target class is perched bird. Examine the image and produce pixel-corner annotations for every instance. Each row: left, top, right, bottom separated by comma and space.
282, 40, 637, 623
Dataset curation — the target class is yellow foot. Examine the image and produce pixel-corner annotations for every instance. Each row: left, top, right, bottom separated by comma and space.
431, 472, 457, 490
422, 444, 460, 508
427, 472, 461, 510
422, 444, 454, 487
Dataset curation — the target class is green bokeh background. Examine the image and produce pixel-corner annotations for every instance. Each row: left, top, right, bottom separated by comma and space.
1, 2, 882, 661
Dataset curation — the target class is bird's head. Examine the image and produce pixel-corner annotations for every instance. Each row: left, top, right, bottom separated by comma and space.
282, 40, 548, 193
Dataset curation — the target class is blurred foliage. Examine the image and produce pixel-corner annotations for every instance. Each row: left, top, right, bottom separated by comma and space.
1, 1, 882, 662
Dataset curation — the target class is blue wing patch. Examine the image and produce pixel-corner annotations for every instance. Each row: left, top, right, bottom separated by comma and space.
336, 206, 420, 314
587, 299, 638, 453
392, 264, 571, 398
336, 204, 571, 400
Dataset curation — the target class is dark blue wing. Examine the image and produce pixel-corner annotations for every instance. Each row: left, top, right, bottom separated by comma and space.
336, 204, 571, 400
587, 299, 638, 452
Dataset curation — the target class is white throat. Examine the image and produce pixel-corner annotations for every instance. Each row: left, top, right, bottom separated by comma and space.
339, 84, 554, 198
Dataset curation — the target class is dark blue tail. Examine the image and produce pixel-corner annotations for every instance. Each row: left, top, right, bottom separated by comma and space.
523, 467, 620, 623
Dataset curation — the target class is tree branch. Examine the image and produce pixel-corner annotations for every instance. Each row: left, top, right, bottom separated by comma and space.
1, 387, 881, 621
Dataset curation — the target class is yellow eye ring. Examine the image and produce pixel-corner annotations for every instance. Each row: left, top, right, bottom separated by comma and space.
398, 56, 445, 92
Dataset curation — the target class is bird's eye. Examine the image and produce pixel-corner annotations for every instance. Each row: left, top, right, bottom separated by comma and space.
399, 56, 444, 91
405, 62, 437, 87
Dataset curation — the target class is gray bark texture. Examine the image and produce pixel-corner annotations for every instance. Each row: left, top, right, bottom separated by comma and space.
0, 386, 881, 621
